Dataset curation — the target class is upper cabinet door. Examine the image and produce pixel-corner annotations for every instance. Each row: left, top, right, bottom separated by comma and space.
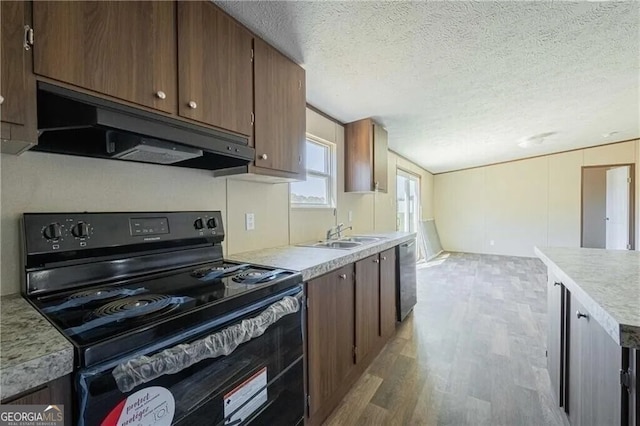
1, 0, 37, 152
33, 1, 177, 114
177, 2, 253, 136
373, 122, 388, 192
345, 118, 388, 193
1, 0, 28, 126
254, 38, 306, 175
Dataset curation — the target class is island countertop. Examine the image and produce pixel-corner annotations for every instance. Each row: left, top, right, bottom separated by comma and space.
0, 294, 74, 400
228, 231, 416, 281
535, 246, 640, 349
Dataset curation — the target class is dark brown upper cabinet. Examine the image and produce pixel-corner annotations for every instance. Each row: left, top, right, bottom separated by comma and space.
178, 2, 253, 137
344, 118, 388, 192
33, 1, 177, 114
1, 0, 38, 154
253, 38, 306, 180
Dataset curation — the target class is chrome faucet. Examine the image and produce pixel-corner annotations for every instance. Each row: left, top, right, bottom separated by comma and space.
326, 223, 353, 240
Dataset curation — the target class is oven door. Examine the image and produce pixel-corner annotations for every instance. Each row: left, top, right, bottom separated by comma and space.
76, 285, 304, 426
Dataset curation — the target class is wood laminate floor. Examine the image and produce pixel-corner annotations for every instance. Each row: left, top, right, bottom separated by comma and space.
324, 252, 570, 426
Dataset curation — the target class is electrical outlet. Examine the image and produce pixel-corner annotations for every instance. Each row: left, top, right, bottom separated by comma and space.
490, 240, 495, 246
348, 211, 353, 222
245, 213, 255, 231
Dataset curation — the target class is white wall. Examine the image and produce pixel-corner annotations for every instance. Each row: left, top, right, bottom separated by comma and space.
434, 140, 638, 257
0, 108, 434, 295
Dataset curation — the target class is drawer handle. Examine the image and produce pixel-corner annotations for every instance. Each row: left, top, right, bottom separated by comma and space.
260, 154, 268, 160
576, 311, 589, 320
188, 100, 197, 109
339, 274, 347, 279
156, 90, 167, 100
553, 281, 561, 286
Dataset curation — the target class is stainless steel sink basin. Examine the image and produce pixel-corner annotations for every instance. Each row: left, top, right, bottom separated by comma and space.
297, 235, 386, 250
311, 241, 363, 249
340, 236, 382, 243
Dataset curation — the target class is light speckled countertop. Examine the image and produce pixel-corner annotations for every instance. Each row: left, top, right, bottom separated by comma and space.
1, 294, 74, 400
229, 231, 416, 281
0, 232, 414, 400
535, 247, 640, 349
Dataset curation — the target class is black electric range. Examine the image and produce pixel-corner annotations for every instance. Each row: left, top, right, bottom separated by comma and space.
22, 211, 302, 367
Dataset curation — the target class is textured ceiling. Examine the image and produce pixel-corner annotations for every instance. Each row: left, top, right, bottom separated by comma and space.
215, 1, 640, 173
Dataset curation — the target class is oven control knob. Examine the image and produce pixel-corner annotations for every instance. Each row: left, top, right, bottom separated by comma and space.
194, 218, 205, 230
207, 218, 218, 229
71, 222, 90, 238
43, 223, 62, 240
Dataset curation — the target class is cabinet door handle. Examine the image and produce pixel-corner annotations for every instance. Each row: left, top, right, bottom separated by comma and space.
0, 95, 4, 105
188, 101, 197, 109
339, 274, 347, 279
553, 281, 561, 286
576, 311, 589, 320
155, 91, 166, 100
260, 154, 268, 160
382, 256, 387, 260
373, 259, 380, 263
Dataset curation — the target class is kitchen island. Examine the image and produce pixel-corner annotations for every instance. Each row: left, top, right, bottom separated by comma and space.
535, 247, 639, 426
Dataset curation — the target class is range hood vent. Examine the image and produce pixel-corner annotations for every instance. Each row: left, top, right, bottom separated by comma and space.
34, 83, 255, 174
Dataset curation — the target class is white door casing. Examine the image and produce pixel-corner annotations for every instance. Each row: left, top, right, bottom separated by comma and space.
605, 166, 630, 249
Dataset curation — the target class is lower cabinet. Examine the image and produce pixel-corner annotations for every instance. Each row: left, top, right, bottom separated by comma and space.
380, 248, 397, 339
566, 292, 624, 426
2, 375, 72, 422
546, 267, 635, 425
306, 246, 400, 425
355, 254, 381, 363
547, 270, 566, 407
306, 264, 355, 419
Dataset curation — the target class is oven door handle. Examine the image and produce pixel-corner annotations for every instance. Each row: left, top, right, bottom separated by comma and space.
112, 291, 303, 393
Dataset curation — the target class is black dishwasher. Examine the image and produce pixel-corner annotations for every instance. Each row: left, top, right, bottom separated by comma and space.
397, 239, 417, 321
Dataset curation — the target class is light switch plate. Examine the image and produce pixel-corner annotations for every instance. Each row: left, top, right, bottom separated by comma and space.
245, 213, 255, 231
348, 211, 353, 222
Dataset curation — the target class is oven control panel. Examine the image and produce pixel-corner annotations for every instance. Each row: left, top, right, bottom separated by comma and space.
23, 211, 225, 255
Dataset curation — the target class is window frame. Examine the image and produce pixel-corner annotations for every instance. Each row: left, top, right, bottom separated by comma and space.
290, 135, 337, 209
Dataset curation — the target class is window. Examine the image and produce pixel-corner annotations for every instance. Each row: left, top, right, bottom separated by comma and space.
291, 137, 336, 207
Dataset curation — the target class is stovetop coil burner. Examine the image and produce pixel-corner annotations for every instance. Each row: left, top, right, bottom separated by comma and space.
69, 288, 122, 300
232, 269, 286, 285
93, 294, 174, 319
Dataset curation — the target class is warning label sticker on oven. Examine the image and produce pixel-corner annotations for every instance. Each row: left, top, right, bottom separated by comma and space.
101, 386, 175, 426
224, 367, 268, 424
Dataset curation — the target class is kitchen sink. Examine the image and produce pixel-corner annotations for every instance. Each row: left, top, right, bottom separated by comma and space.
310, 241, 363, 249
297, 235, 386, 250
340, 236, 383, 243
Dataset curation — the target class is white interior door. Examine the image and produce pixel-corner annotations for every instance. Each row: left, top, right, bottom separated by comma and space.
605, 166, 630, 249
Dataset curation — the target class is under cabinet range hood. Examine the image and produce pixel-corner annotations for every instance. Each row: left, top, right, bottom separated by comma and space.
34, 83, 255, 174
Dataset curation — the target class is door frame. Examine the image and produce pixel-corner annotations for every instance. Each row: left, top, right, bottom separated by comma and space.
395, 167, 421, 233
580, 163, 635, 250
